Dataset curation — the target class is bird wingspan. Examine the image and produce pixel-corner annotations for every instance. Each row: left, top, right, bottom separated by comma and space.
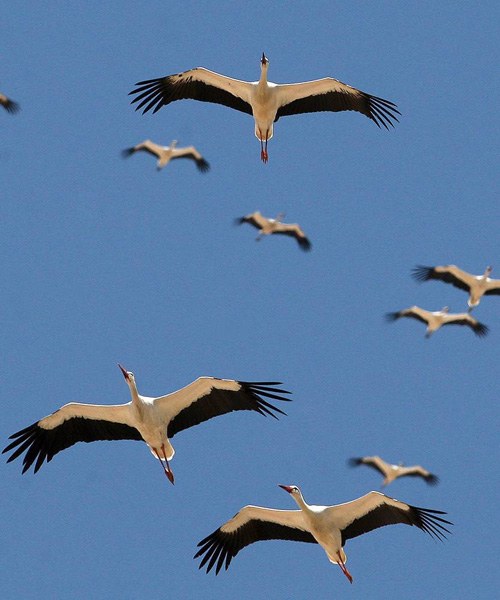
274, 78, 400, 129
154, 377, 291, 438
335, 492, 452, 545
398, 466, 439, 485
195, 506, 315, 574
3, 403, 141, 474
412, 265, 474, 291
386, 306, 429, 324
129, 67, 254, 115
441, 314, 489, 336
349, 455, 390, 476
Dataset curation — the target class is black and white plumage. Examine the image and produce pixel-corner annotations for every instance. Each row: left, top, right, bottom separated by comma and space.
412, 265, 500, 312
129, 53, 400, 163
236, 211, 311, 251
348, 456, 439, 487
386, 305, 489, 338
0, 92, 19, 114
195, 485, 451, 583
122, 139, 210, 172
2, 365, 290, 483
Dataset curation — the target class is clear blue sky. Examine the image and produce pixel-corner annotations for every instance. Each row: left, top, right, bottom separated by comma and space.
2, 2, 499, 599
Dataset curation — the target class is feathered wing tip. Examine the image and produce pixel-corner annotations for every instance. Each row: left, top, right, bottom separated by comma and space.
129, 77, 168, 114
196, 157, 210, 173
238, 381, 292, 419
472, 322, 489, 337
410, 505, 453, 541
234, 216, 247, 226
366, 94, 401, 130
385, 311, 401, 322
3, 99, 20, 114
121, 147, 135, 158
425, 473, 440, 486
347, 457, 363, 467
297, 236, 312, 252
412, 265, 434, 282
194, 529, 233, 575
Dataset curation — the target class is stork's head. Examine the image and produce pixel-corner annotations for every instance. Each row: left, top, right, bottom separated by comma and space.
279, 484, 300, 496
261, 53, 269, 67
118, 364, 135, 386
485, 265, 493, 276
441, 306, 450, 313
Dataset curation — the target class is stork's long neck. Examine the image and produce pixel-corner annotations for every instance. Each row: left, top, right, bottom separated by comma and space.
258, 63, 269, 91
128, 381, 141, 405
291, 491, 310, 513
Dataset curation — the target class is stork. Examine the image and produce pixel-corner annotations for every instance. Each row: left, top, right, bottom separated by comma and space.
129, 53, 400, 163
2, 365, 290, 484
122, 139, 210, 172
236, 211, 311, 251
0, 92, 19, 114
195, 484, 451, 583
412, 265, 500, 312
348, 456, 439, 487
386, 306, 489, 338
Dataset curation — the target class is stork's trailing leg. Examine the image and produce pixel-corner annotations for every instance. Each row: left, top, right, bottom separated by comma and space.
337, 552, 353, 584
153, 446, 175, 485
259, 130, 269, 163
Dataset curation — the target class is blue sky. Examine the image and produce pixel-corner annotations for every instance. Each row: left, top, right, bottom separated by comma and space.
2, 2, 499, 599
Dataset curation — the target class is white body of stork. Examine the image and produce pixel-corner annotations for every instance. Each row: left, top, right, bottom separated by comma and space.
386, 305, 489, 338
3, 365, 290, 483
0, 92, 19, 114
236, 211, 311, 251
122, 139, 210, 172
348, 456, 439, 487
195, 485, 451, 583
413, 265, 500, 311
129, 53, 400, 163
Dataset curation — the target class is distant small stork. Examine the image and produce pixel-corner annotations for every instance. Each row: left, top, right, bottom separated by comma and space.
386, 306, 489, 338
129, 53, 400, 163
195, 484, 451, 583
122, 139, 210, 172
348, 456, 439, 487
412, 265, 500, 312
0, 92, 19, 114
236, 211, 311, 251
2, 365, 290, 484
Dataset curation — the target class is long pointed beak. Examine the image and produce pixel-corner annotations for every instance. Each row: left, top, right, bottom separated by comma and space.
118, 364, 129, 380
261, 52, 268, 65
279, 484, 293, 493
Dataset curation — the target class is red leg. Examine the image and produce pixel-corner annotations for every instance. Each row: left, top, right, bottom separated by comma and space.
337, 552, 353, 584
161, 444, 175, 485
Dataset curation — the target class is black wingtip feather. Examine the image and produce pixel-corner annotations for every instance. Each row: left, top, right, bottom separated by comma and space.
412, 265, 434, 282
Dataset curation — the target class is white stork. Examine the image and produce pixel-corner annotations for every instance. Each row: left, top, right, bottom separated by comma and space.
129, 53, 400, 163
386, 306, 489, 338
2, 365, 290, 484
348, 456, 439, 487
122, 139, 210, 172
195, 484, 451, 583
0, 92, 19, 114
413, 265, 500, 312
236, 211, 312, 251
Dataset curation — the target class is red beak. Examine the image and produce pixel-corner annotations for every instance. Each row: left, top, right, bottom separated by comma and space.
279, 484, 293, 493
118, 364, 129, 380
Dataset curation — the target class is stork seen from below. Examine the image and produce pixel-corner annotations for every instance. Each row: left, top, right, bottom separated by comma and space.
412, 265, 500, 312
195, 484, 451, 583
386, 306, 489, 338
122, 139, 210, 172
348, 456, 439, 487
0, 92, 19, 114
236, 211, 312, 251
129, 53, 400, 163
3, 365, 290, 484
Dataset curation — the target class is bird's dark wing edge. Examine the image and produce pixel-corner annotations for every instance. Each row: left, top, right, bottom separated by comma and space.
195, 519, 316, 575
3, 418, 143, 474
341, 503, 452, 546
167, 381, 291, 438
412, 266, 471, 291
129, 76, 253, 116
347, 457, 385, 476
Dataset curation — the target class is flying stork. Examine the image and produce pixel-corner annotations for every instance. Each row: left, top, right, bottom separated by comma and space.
122, 139, 210, 172
0, 92, 19, 114
2, 365, 290, 484
236, 211, 312, 251
412, 265, 500, 312
195, 484, 451, 583
129, 53, 400, 163
386, 306, 489, 338
348, 456, 439, 487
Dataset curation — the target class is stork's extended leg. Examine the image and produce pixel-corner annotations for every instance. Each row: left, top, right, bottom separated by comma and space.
337, 552, 353, 584
152, 446, 175, 485
259, 130, 269, 163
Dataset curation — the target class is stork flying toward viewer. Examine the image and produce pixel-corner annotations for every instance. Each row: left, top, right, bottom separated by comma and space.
0, 92, 19, 114
386, 306, 489, 338
236, 211, 311, 251
195, 484, 451, 583
122, 139, 210, 172
129, 53, 400, 163
412, 265, 500, 312
348, 456, 439, 487
3, 365, 290, 484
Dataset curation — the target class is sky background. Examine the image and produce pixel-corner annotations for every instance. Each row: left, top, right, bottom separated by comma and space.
2, 2, 499, 599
